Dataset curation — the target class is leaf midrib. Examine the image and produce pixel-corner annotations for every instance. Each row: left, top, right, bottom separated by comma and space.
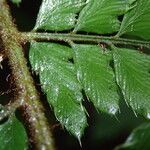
23, 32, 150, 48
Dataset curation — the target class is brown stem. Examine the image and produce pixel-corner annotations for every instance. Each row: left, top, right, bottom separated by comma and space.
0, 1, 55, 149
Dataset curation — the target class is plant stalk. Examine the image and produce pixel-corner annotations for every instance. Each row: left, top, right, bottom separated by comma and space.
0, 1, 55, 150
24, 32, 150, 48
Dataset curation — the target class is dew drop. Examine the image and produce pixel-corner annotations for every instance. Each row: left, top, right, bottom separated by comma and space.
131, 25, 134, 32
108, 105, 118, 115
147, 112, 150, 119
87, 87, 90, 91
65, 118, 69, 125
40, 65, 45, 72
0, 105, 9, 121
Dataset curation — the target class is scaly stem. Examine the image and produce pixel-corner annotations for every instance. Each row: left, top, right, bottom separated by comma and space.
24, 32, 150, 48
0, 1, 54, 150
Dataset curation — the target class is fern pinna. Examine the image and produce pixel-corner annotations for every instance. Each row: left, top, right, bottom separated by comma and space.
0, 0, 150, 149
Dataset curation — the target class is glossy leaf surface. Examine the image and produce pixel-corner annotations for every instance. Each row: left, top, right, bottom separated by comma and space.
0, 115, 27, 150
30, 0, 150, 141
35, 0, 130, 34
73, 44, 119, 114
118, 0, 150, 40
113, 47, 150, 118
74, 0, 129, 34
34, 0, 85, 31
115, 123, 150, 150
29, 42, 87, 139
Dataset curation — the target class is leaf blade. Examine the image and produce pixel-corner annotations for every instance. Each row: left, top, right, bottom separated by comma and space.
113, 47, 150, 118
117, 0, 150, 40
10, 0, 21, 5
29, 42, 87, 139
34, 0, 86, 31
73, 44, 120, 115
74, 0, 129, 34
0, 115, 27, 150
115, 123, 150, 150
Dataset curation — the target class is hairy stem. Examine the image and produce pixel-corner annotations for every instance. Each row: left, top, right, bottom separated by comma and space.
24, 32, 150, 48
0, 1, 54, 150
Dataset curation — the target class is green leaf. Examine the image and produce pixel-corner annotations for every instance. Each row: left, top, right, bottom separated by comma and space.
34, 0, 131, 33
74, 0, 130, 34
113, 47, 150, 118
72, 44, 119, 114
29, 42, 87, 139
128, 0, 136, 5
10, 0, 21, 5
117, 0, 150, 40
115, 123, 150, 150
30, 0, 150, 142
0, 115, 27, 150
34, 0, 86, 31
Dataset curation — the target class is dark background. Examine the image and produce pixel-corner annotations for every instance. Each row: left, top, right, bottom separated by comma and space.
0, 0, 148, 149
